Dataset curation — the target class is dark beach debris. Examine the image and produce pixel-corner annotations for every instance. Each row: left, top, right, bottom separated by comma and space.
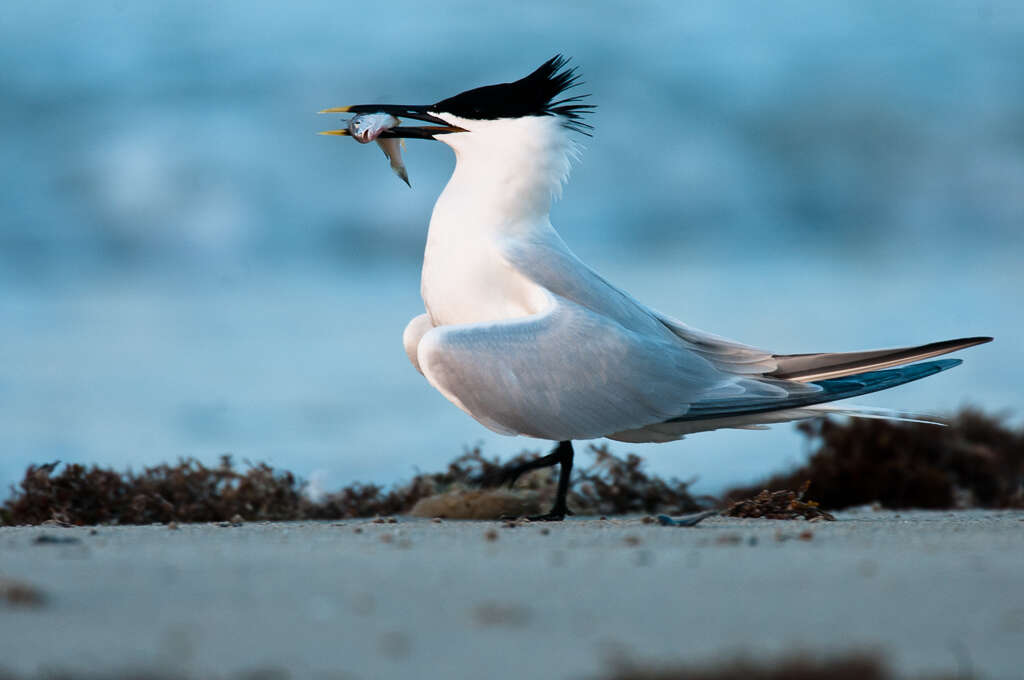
571, 445, 707, 516
3, 407, 1018, 526
405, 443, 707, 520
0, 577, 46, 608
599, 650, 971, 680
409, 488, 542, 519
472, 600, 531, 627
415, 444, 707, 519
216, 514, 245, 528
0, 670, 286, 680
2, 456, 308, 527
715, 533, 743, 545
723, 481, 835, 521
1, 446, 706, 526
0, 652, 970, 680
723, 408, 1024, 511
33, 533, 82, 545
0, 453, 426, 526
655, 510, 719, 527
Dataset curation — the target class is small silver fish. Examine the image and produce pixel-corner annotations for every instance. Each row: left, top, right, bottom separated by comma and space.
347, 112, 410, 187
346, 112, 399, 143
376, 137, 410, 187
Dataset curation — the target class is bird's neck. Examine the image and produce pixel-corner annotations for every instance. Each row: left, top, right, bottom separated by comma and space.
430, 116, 577, 236
420, 117, 577, 325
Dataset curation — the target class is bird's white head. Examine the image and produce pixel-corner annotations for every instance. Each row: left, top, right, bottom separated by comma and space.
322, 56, 593, 217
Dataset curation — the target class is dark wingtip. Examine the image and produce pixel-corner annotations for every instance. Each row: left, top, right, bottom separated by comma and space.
931, 336, 994, 353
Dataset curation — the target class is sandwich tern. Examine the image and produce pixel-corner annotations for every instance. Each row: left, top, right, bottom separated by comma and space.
321, 56, 991, 520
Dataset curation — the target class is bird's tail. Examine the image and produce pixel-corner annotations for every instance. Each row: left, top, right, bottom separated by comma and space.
670, 359, 962, 423
608, 341, 990, 442
768, 336, 991, 382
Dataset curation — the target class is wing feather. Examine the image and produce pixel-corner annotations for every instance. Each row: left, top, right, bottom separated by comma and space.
418, 292, 747, 440
500, 236, 778, 375
769, 336, 992, 381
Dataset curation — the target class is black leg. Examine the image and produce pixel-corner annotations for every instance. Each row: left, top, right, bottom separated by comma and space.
501, 441, 574, 521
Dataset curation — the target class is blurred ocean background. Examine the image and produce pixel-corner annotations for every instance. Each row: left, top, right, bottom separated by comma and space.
2, 1, 1022, 496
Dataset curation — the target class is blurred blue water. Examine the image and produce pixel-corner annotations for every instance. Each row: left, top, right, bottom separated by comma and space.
2, 1, 1022, 494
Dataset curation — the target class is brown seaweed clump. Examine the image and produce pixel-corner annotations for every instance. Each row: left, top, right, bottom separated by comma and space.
600, 651, 968, 680
723, 481, 835, 521
0, 577, 46, 608
0, 456, 307, 526
402, 444, 707, 520
0, 652, 969, 680
0, 445, 706, 526
571, 445, 707, 516
0, 451, 526, 526
409, 489, 544, 520
723, 408, 1024, 511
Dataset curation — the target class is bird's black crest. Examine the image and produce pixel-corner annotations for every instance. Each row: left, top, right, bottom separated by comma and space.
430, 55, 594, 134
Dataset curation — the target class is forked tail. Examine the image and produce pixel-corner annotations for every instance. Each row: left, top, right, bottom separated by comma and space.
670, 359, 962, 423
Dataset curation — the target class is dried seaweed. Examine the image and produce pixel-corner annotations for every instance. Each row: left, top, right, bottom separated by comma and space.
5, 406, 1017, 525
1, 445, 704, 526
723, 481, 835, 520
1, 456, 306, 526
723, 408, 1024, 511
571, 445, 706, 515
0, 577, 46, 608
0, 652, 971, 680
600, 651, 968, 680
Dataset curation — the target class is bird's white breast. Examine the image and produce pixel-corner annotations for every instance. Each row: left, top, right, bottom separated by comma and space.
421, 221, 547, 326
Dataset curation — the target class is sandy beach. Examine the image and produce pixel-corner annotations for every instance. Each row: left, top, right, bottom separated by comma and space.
1, 510, 1022, 679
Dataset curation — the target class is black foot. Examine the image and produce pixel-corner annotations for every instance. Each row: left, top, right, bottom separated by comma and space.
527, 511, 566, 522
526, 505, 574, 522
502, 441, 575, 520
500, 449, 563, 489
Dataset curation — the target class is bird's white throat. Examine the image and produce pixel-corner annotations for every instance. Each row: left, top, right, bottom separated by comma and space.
420, 115, 580, 326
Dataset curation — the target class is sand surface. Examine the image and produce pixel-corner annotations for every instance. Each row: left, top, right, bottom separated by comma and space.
1, 510, 1022, 679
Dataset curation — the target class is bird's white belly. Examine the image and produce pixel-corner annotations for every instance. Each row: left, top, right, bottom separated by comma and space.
421, 238, 545, 327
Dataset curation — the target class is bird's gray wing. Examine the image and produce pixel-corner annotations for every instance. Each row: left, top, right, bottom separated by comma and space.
499, 235, 779, 376
415, 291, 787, 441
652, 313, 778, 375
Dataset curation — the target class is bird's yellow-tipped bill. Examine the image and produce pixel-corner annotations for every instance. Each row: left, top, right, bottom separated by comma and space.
317, 104, 466, 139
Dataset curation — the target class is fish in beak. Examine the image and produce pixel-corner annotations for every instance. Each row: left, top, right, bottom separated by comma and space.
318, 104, 465, 139
319, 105, 465, 187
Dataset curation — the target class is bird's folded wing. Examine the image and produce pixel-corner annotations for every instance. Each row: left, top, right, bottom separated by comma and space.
652, 313, 778, 375
500, 236, 778, 376
416, 293, 732, 441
